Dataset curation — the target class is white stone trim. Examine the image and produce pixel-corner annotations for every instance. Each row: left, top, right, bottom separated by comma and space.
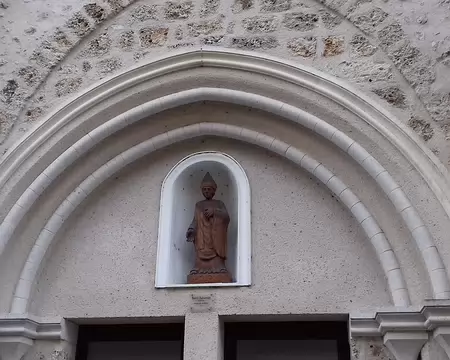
0, 88, 446, 301
1, 48, 448, 225
5, 306, 450, 340
0, 316, 64, 340
155, 151, 252, 288
10, 123, 409, 313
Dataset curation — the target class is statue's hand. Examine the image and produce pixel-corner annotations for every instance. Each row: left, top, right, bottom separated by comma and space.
186, 229, 194, 242
204, 208, 214, 218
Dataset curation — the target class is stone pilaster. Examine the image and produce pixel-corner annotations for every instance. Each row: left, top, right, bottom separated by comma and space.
183, 312, 223, 360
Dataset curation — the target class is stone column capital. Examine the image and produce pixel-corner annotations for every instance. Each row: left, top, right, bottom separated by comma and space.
0, 336, 33, 360
383, 331, 428, 360
433, 326, 450, 358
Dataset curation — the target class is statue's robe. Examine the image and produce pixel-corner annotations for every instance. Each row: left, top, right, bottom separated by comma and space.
189, 199, 229, 261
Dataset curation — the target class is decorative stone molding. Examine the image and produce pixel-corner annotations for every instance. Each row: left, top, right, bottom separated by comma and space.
1, 49, 448, 220
0, 316, 77, 360
0, 51, 447, 302
0, 315, 75, 341
156, 151, 252, 288
0, 51, 448, 312
384, 332, 428, 360
351, 303, 450, 336
2, 88, 445, 306
9, 123, 410, 313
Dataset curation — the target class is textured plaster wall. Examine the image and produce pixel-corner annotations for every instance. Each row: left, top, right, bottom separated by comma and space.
0, 0, 450, 167
29, 138, 392, 316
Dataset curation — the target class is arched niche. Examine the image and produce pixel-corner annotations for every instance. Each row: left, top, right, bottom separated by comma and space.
155, 151, 251, 288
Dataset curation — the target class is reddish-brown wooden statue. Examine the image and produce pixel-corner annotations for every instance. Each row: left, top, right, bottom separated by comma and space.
186, 172, 232, 284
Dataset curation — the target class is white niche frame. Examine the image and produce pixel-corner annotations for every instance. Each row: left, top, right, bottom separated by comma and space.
155, 151, 251, 288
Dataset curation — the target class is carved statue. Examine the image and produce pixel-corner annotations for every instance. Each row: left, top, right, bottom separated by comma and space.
186, 172, 232, 284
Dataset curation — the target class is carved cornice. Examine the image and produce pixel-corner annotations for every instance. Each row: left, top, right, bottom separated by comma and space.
0, 316, 61, 340
350, 302, 450, 336
0, 314, 77, 343
1, 305, 450, 340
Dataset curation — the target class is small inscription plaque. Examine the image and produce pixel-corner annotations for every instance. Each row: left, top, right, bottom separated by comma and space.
190, 294, 214, 313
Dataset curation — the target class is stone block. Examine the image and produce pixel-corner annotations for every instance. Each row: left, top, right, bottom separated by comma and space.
118, 30, 135, 50
0, 110, 14, 140
165, 1, 193, 19
131, 5, 158, 21
323, 35, 345, 57
378, 22, 405, 47
283, 12, 319, 31
66, 12, 92, 37
261, 0, 291, 12
175, 26, 183, 40
318, 0, 348, 12
389, 41, 436, 88
425, 92, 450, 124
82, 61, 92, 72
232, 0, 253, 13
243, 16, 278, 33
168, 42, 195, 49
55, 77, 83, 97
139, 27, 169, 47
408, 116, 434, 141
231, 36, 278, 49
80, 33, 112, 57
2, 80, 18, 103
51, 30, 72, 50
187, 19, 222, 36
200, 0, 219, 17
373, 86, 407, 108
350, 8, 388, 33
106, 0, 125, 13
402, 59, 436, 89
84, 3, 108, 23
350, 34, 377, 57
25, 107, 43, 122
320, 10, 343, 29
201, 35, 225, 45
287, 36, 316, 57
338, 60, 393, 82
18, 66, 40, 86
346, 0, 373, 15
97, 58, 122, 75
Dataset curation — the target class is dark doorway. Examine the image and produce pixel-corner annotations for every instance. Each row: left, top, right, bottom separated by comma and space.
75, 323, 184, 360
224, 321, 350, 360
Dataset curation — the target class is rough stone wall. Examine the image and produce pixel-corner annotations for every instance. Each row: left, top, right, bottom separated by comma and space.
23, 340, 75, 360
0, 0, 450, 167
351, 337, 394, 360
